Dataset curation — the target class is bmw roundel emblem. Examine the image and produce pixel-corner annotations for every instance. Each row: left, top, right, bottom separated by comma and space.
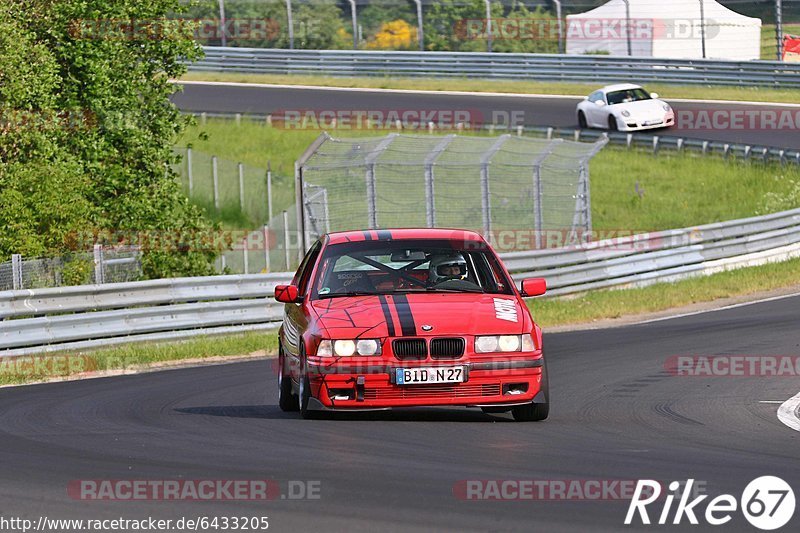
421, 325, 433, 332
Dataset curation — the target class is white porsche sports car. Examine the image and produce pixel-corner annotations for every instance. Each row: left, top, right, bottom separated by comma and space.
576, 84, 675, 132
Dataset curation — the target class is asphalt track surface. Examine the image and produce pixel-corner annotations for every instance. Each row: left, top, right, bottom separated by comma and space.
1, 294, 799, 532
172, 82, 800, 150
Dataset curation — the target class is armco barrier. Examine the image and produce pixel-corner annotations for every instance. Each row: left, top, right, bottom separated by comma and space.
191, 47, 800, 89
1, 208, 799, 356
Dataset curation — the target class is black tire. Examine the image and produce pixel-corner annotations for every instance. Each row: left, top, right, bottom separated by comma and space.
577, 111, 588, 129
511, 401, 549, 422
298, 347, 325, 420
608, 115, 618, 131
511, 360, 550, 422
277, 347, 299, 412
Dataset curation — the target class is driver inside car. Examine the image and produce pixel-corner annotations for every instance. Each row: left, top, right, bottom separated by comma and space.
428, 254, 468, 284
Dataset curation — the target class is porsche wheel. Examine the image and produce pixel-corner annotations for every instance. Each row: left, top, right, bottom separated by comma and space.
608, 115, 618, 131
578, 111, 588, 129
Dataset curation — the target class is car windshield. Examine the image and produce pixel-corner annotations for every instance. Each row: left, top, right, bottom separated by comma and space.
312, 239, 514, 299
606, 88, 651, 105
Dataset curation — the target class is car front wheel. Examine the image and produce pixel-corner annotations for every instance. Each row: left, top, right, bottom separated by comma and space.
277, 346, 299, 412
608, 115, 618, 131
578, 111, 588, 129
298, 346, 325, 420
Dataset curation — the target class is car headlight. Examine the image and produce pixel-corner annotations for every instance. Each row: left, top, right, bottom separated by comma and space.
475, 334, 536, 353
316, 339, 381, 357
621, 110, 631, 118
663, 104, 672, 112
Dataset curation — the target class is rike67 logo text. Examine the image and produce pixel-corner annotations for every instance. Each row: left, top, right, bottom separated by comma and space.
625, 477, 795, 530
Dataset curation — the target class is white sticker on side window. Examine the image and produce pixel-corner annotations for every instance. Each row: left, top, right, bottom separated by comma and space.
493, 298, 518, 322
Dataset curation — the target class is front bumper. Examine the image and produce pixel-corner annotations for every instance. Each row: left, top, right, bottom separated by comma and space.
304, 356, 545, 410
618, 112, 675, 132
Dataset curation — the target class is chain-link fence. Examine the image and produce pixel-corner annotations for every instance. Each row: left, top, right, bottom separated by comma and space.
216, 205, 303, 273
296, 132, 606, 252
0, 246, 141, 291
172, 146, 298, 226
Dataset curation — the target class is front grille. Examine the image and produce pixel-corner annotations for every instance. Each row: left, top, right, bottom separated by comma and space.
430, 337, 465, 359
392, 338, 427, 360
364, 383, 500, 401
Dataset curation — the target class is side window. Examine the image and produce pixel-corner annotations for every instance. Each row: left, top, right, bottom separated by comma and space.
293, 241, 322, 295
589, 91, 604, 103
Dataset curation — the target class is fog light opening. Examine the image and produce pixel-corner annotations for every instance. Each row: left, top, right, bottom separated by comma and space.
329, 388, 355, 401
502, 383, 529, 396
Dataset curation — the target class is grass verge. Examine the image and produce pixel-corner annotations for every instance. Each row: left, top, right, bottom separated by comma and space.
529, 256, 800, 328
179, 72, 800, 105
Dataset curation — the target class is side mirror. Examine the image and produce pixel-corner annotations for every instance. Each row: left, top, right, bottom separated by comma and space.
274, 285, 301, 303
650, 92, 659, 99
520, 278, 547, 297
595, 100, 606, 107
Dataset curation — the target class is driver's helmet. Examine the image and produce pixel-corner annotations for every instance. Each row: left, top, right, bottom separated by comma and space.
428, 254, 468, 283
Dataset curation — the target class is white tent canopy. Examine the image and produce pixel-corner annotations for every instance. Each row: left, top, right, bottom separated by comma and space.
566, 0, 761, 60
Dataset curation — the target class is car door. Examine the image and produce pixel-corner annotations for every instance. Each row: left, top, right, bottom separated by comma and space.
585, 91, 607, 127
283, 240, 322, 377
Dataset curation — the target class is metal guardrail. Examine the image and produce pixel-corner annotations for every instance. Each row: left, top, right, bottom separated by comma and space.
191, 47, 800, 89
2, 207, 799, 356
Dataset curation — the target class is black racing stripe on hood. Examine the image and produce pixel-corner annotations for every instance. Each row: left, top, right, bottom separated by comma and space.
392, 294, 416, 336
376, 230, 392, 241
362, 231, 373, 241
378, 295, 396, 337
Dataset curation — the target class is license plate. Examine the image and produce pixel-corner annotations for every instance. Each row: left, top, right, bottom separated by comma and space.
395, 366, 466, 385
644, 119, 662, 126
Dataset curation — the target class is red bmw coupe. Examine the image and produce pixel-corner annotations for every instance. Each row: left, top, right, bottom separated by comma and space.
274, 228, 549, 421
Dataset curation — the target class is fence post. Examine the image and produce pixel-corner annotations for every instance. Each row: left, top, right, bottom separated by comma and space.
532, 139, 562, 249
264, 225, 271, 273
187, 147, 194, 196
212, 156, 220, 210
93, 244, 105, 284
243, 237, 249, 275
479, 135, 511, 242
423, 135, 455, 228
267, 161, 273, 222
283, 210, 291, 271
11, 254, 22, 290
238, 162, 245, 211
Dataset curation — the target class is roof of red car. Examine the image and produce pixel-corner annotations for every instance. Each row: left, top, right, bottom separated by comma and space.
325, 228, 486, 245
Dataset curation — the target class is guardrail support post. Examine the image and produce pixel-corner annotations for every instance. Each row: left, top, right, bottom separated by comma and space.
11, 254, 22, 290
93, 245, 105, 284
652, 136, 659, 155
723, 144, 730, 159
744, 145, 752, 160
212, 156, 220, 210
676, 138, 684, 151
702, 141, 709, 155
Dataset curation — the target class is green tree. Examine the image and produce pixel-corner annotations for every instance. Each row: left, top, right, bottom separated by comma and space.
0, 0, 218, 278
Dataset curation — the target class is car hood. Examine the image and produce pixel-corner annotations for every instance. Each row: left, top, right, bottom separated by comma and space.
310, 293, 526, 338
